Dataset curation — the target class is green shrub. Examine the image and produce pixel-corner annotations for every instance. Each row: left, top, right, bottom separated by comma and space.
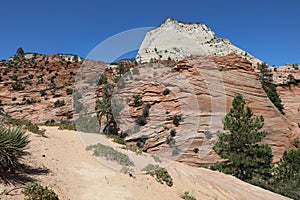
0, 125, 29, 172
133, 94, 142, 107
193, 148, 199, 153
170, 129, 176, 137
136, 115, 147, 126
142, 103, 151, 117
151, 155, 162, 163
142, 164, 173, 187
11, 81, 25, 91
107, 135, 126, 145
181, 191, 197, 200
163, 88, 170, 95
136, 135, 148, 148
204, 130, 212, 139
66, 88, 73, 95
5, 117, 45, 136
22, 183, 58, 200
54, 100, 65, 107
86, 143, 133, 166
172, 114, 183, 126
287, 74, 297, 85
58, 121, 76, 131
40, 89, 47, 97
122, 144, 143, 155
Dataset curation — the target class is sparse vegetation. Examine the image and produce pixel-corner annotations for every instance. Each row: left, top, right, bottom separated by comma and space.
66, 88, 73, 95
4, 117, 45, 136
107, 134, 126, 145
142, 164, 173, 186
151, 155, 162, 163
135, 104, 151, 126
133, 94, 142, 107
287, 74, 297, 85
22, 183, 59, 200
86, 143, 133, 166
172, 114, 183, 126
122, 144, 143, 155
163, 88, 170, 95
40, 89, 47, 96
58, 120, 76, 131
54, 100, 65, 107
193, 148, 199, 153
181, 191, 197, 200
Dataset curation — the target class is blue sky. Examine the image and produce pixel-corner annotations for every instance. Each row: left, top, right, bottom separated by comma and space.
0, 0, 299, 65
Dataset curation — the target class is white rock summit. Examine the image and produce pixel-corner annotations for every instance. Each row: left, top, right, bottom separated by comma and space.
137, 18, 262, 64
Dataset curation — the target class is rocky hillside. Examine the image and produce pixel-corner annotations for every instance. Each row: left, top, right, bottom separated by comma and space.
114, 54, 299, 165
1, 51, 299, 166
136, 18, 262, 64
0, 52, 81, 123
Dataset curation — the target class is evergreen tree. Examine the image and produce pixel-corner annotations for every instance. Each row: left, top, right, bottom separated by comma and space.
16, 47, 24, 55
258, 63, 284, 114
96, 83, 119, 135
212, 94, 273, 181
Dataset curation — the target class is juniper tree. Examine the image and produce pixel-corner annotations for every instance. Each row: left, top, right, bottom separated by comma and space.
212, 94, 273, 181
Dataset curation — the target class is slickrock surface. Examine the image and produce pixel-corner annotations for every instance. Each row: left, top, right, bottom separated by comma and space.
119, 54, 298, 165
0, 127, 291, 200
137, 18, 262, 64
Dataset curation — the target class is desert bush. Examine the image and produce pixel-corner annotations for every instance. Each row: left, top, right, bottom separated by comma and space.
166, 135, 176, 146
172, 114, 183, 126
151, 155, 162, 163
163, 88, 170, 95
292, 137, 300, 149
204, 130, 212, 139
136, 115, 147, 126
58, 120, 76, 131
86, 143, 133, 166
136, 135, 148, 148
5, 117, 45, 136
170, 129, 176, 137
11, 81, 25, 91
287, 74, 297, 85
133, 94, 142, 107
66, 88, 73, 95
54, 100, 65, 107
107, 134, 126, 145
142, 164, 173, 187
193, 148, 199, 153
0, 125, 29, 172
181, 191, 197, 200
40, 89, 47, 97
22, 183, 58, 200
122, 144, 143, 155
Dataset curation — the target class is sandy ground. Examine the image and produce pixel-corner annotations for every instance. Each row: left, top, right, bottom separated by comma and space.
0, 127, 290, 200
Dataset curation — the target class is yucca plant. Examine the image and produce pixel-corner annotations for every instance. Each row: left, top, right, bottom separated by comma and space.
0, 125, 29, 171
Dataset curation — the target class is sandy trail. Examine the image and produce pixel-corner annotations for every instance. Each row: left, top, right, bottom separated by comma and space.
0, 127, 290, 200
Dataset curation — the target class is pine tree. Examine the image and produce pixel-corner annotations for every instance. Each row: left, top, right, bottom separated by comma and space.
212, 94, 273, 181
258, 63, 284, 114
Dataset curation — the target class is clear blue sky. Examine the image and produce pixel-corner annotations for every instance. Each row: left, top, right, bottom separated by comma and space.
0, 0, 299, 65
